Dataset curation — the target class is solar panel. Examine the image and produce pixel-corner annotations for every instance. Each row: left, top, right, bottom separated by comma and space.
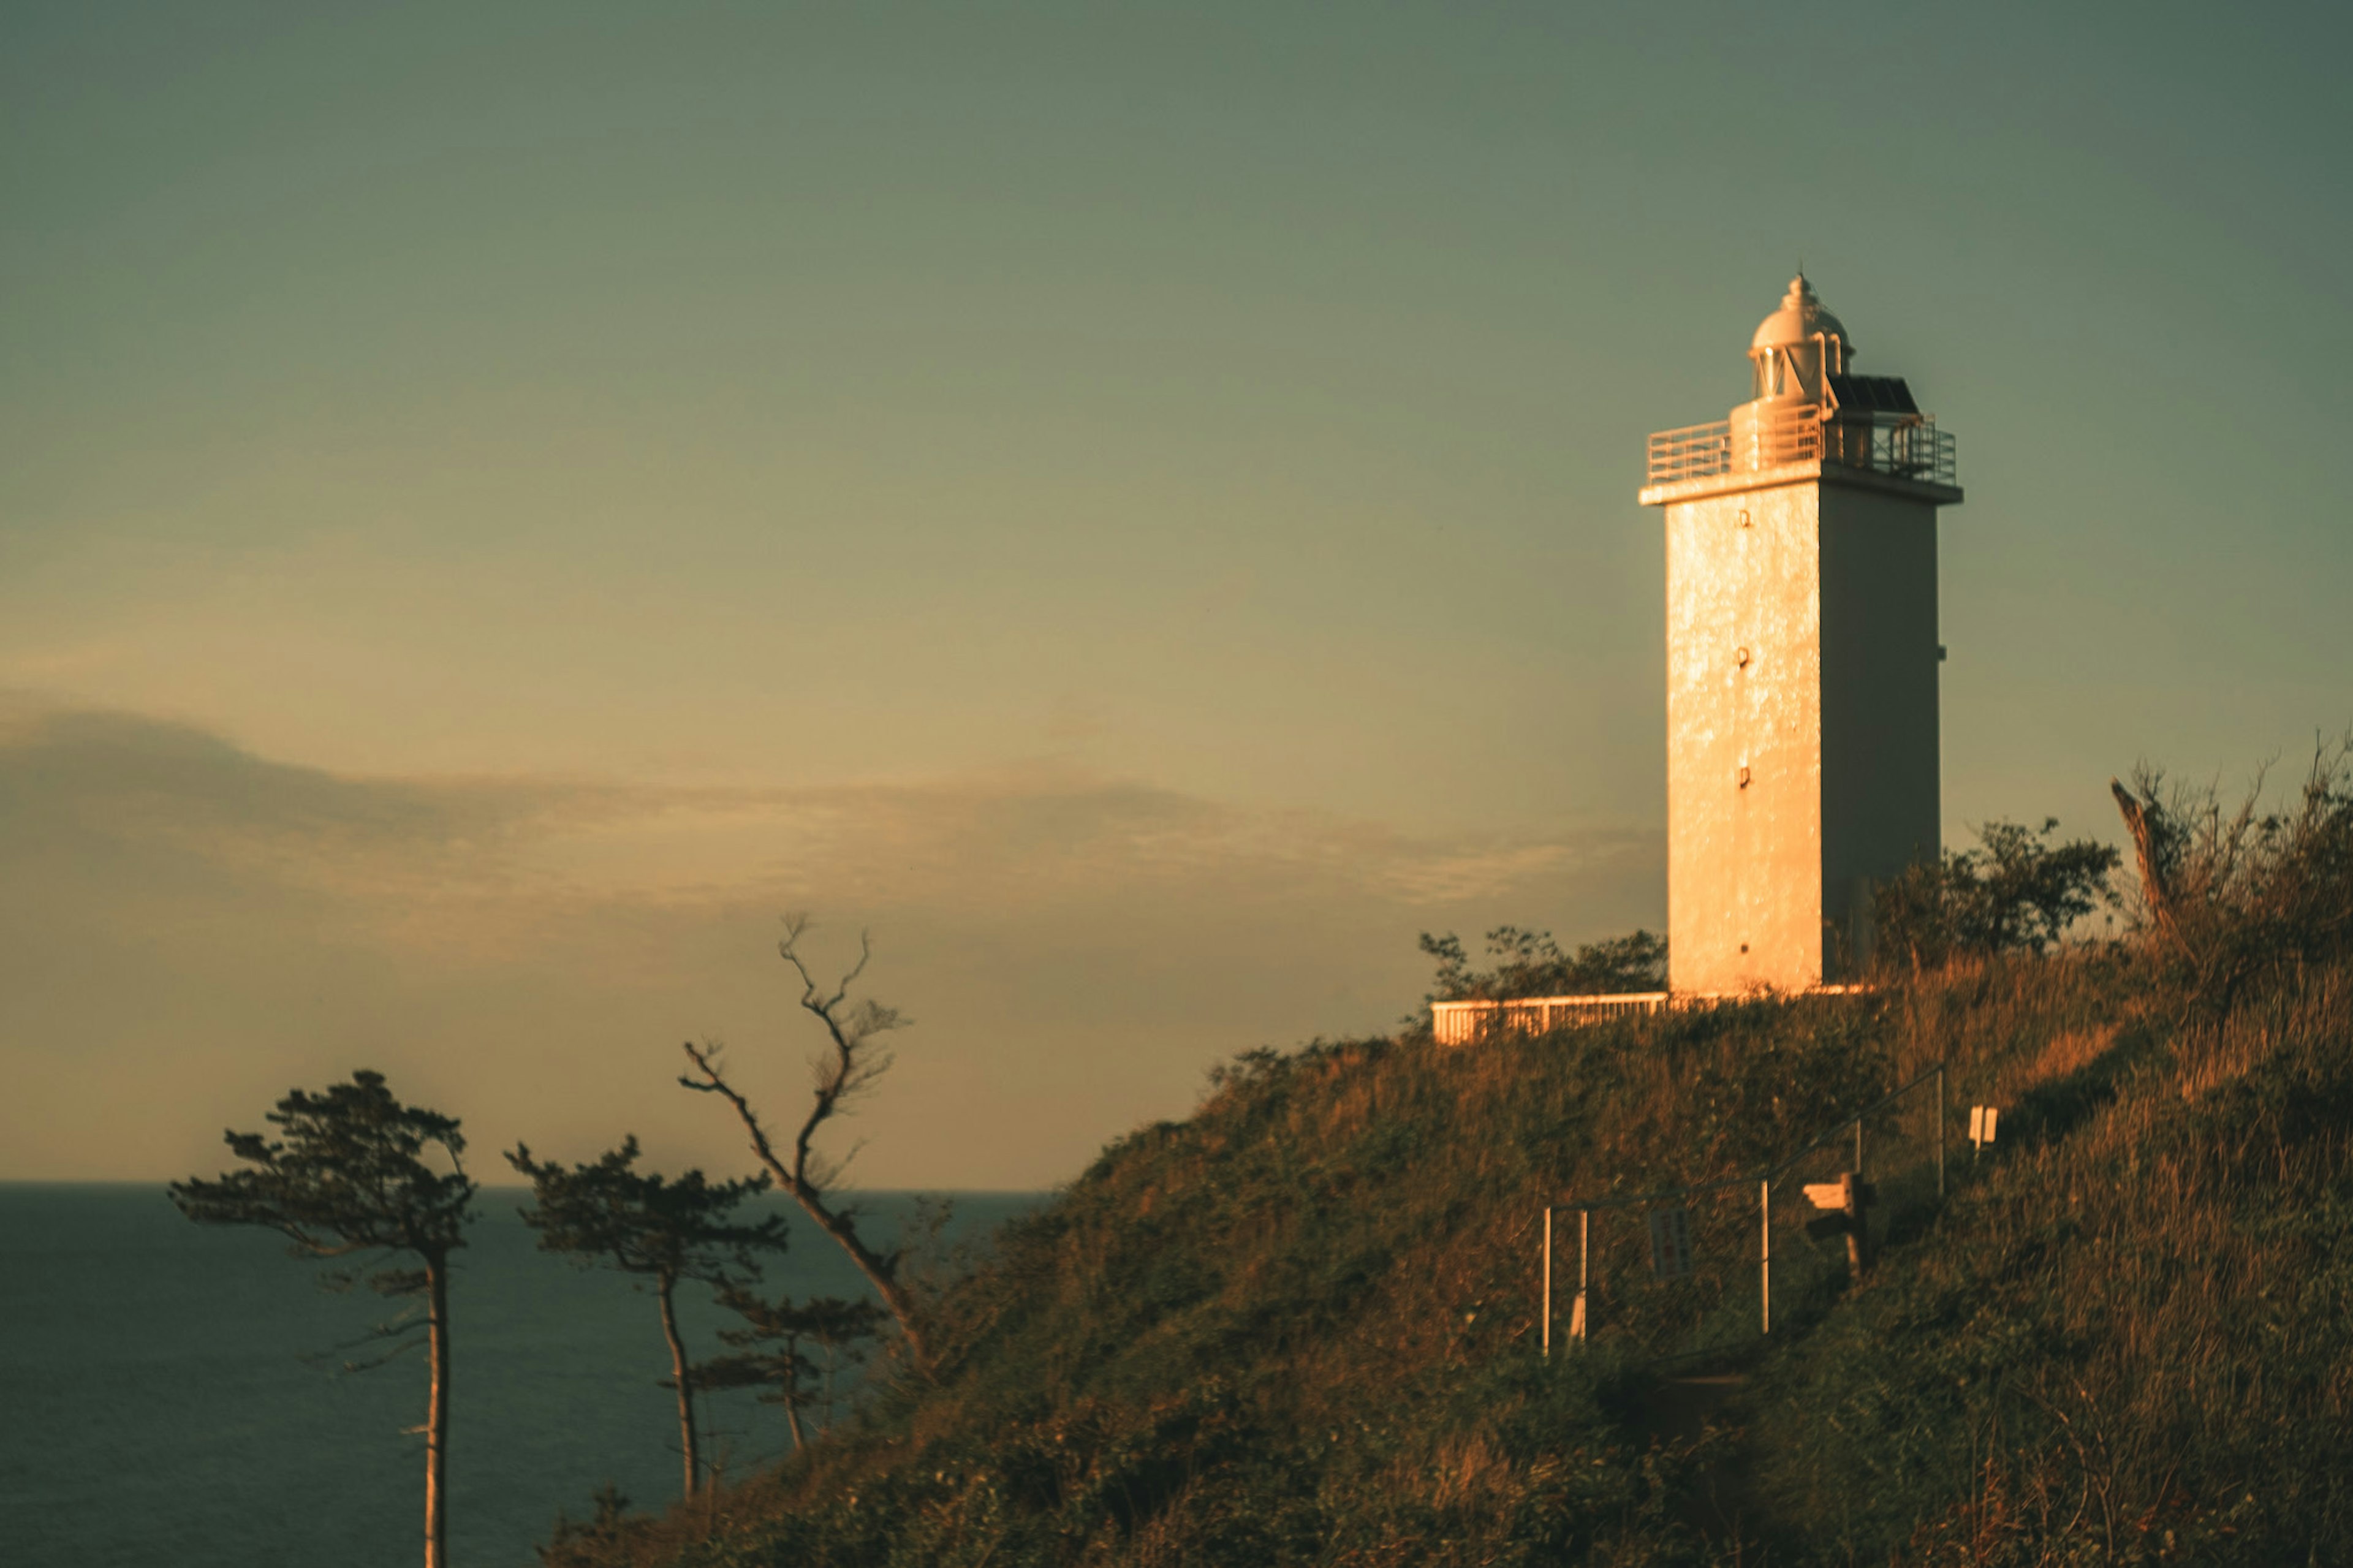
1827, 375, 1920, 415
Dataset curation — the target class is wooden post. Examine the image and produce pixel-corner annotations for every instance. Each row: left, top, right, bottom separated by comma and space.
1540, 1206, 1552, 1360
1936, 1066, 1947, 1197
1842, 1171, 1865, 1274
1854, 1115, 1865, 1177
1571, 1208, 1590, 1346
1759, 1178, 1772, 1335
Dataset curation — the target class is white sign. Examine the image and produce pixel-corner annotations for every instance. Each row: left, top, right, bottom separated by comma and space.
1648, 1207, 1694, 1280
1969, 1105, 1999, 1147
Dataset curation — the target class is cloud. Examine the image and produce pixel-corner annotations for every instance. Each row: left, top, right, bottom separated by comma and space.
0, 700, 1661, 1186
0, 699, 533, 871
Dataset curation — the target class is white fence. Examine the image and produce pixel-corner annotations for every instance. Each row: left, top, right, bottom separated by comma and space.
1431, 993, 1672, 1045
1433, 986, 1868, 1046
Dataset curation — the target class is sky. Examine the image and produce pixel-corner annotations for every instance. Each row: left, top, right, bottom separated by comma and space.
4, 0, 2348, 1187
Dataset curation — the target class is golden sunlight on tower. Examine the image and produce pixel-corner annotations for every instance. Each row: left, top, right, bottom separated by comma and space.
1640, 276, 1963, 994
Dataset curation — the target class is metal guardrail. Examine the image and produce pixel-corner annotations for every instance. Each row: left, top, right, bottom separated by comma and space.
1832, 417, 1957, 486
1645, 413, 1956, 488
1549, 1062, 1947, 1216
1646, 422, 1733, 484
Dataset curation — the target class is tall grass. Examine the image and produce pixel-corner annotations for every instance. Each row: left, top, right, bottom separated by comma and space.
551, 757, 2353, 1567
1745, 753, 2353, 1566
1746, 961, 2353, 1564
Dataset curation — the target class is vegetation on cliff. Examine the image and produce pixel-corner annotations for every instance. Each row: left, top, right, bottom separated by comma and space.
551, 754, 2353, 1566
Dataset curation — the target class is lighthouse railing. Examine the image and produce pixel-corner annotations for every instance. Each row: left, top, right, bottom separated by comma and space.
1647, 414, 1955, 487
1646, 420, 1733, 482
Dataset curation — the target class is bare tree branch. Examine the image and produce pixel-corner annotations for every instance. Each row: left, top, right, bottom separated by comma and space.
677, 918, 933, 1375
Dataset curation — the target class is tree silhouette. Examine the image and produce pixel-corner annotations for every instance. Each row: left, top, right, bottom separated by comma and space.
505, 1136, 789, 1496
1873, 817, 2121, 971
170, 1070, 476, 1568
680, 914, 935, 1373
1419, 926, 1668, 1002
694, 1285, 887, 1452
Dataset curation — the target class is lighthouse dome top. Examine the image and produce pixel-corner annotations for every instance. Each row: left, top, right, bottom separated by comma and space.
1749, 274, 1851, 357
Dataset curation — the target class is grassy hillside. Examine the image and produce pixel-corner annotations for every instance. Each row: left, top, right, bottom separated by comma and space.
553, 771, 2353, 1567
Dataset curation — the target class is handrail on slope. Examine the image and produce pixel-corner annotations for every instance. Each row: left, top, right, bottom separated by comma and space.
1551, 1062, 1947, 1213
1537, 1062, 1950, 1358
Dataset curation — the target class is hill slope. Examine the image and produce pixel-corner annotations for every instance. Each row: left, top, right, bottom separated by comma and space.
552, 768, 2353, 1566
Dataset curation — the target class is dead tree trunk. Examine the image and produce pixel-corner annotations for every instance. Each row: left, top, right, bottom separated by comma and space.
2112, 778, 2176, 937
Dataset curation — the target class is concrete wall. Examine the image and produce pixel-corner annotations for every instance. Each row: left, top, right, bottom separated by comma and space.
1818, 485, 1942, 975
1661, 469, 1945, 993
1664, 481, 1825, 996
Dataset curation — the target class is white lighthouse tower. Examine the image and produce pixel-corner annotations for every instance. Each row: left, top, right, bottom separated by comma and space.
1639, 276, 1962, 995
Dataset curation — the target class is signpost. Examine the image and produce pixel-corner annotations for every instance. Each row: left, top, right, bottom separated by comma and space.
1969, 1104, 1999, 1159
1803, 1173, 1876, 1273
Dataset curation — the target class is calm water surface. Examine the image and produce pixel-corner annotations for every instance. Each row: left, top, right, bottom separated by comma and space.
1, 1184, 1045, 1567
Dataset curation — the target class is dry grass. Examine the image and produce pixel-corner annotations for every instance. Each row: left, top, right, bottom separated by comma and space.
1747, 946, 2353, 1565
545, 751, 2353, 1566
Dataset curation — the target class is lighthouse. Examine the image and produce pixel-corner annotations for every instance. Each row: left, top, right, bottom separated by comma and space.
1639, 276, 1963, 995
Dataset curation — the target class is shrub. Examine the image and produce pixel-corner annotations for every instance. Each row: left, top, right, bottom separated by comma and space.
1874, 818, 2120, 972
1419, 926, 1668, 1002
2113, 741, 2353, 1007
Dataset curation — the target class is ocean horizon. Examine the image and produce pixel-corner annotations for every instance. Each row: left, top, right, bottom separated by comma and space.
1, 1182, 1048, 1567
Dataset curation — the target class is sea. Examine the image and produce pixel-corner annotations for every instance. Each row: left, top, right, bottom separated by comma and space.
0, 1184, 1047, 1567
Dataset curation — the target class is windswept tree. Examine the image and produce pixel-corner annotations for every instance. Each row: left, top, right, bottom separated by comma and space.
694, 1286, 887, 1452
504, 1137, 789, 1497
680, 914, 934, 1373
170, 1070, 476, 1568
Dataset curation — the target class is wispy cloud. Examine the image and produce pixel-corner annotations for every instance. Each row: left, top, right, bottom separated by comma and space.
0, 700, 1661, 1186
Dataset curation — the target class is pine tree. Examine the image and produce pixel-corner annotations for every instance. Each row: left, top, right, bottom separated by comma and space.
694, 1286, 886, 1452
171, 1070, 476, 1568
506, 1137, 789, 1495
